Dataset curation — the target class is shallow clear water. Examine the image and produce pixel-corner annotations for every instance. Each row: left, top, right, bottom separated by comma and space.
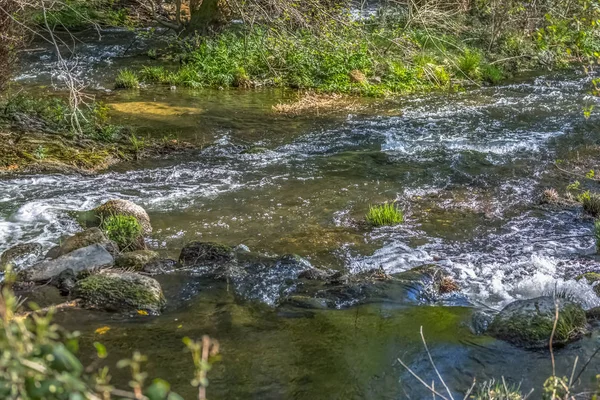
4, 30, 600, 398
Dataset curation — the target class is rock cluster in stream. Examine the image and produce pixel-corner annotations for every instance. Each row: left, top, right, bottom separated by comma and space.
3, 199, 600, 350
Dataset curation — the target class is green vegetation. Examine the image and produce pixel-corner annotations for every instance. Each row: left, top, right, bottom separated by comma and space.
366, 203, 404, 226
579, 191, 600, 217
30, 0, 132, 30
101, 214, 143, 251
117, 0, 600, 95
114, 68, 140, 89
0, 278, 219, 399
0, 94, 122, 140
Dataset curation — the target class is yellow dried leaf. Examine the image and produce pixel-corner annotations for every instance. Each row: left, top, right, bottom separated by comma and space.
137, 310, 149, 316
95, 326, 110, 335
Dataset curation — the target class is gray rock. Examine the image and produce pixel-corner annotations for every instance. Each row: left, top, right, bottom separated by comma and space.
1, 243, 43, 270
20, 244, 114, 282
54, 268, 77, 295
74, 271, 166, 314
488, 296, 588, 348
50, 228, 109, 259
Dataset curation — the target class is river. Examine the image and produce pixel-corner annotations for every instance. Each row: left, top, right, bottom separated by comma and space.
2, 29, 600, 398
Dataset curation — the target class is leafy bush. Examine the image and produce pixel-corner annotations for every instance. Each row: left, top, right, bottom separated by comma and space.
101, 214, 143, 251
114, 69, 139, 89
457, 49, 482, 80
366, 203, 404, 226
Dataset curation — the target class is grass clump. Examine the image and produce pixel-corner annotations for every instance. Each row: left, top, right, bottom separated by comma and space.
114, 68, 139, 89
578, 191, 600, 217
101, 214, 142, 251
366, 203, 404, 226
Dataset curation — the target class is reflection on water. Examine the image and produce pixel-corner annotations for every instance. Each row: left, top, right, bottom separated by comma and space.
4, 36, 600, 397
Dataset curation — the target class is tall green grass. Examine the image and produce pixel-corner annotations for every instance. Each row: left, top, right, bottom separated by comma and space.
366, 203, 404, 226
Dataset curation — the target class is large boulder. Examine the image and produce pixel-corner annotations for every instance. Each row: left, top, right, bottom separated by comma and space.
179, 241, 235, 267
93, 199, 152, 234
19, 244, 114, 282
47, 228, 109, 259
74, 271, 166, 314
115, 250, 160, 271
0, 243, 43, 271
488, 297, 588, 348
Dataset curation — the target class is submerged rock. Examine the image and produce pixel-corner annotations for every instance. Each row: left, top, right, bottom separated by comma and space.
48, 228, 109, 259
93, 199, 152, 234
20, 244, 114, 282
74, 271, 166, 314
0, 242, 43, 270
488, 297, 587, 348
142, 258, 177, 275
576, 272, 600, 296
179, 241, 235, 267
231, 254, 312, 306
395, 265, 461, 302
55, 268, 77, 295
115, 250, 160, 271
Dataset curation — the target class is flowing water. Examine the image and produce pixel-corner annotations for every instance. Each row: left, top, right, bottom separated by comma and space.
3, 30, 600, 398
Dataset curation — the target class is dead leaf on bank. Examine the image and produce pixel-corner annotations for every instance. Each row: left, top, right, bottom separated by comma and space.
95, 326, 111, 335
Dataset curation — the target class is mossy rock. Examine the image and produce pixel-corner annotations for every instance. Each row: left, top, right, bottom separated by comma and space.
575, 272, 600, 296
242, 147, 269, 155
115, 250, 160, 271
74, 271, 165, 314
50, 228, 108, 258
1, 242, 42, 271
179, 241, 235, 267
93, 199, 152, 234
488, 296, 587, 348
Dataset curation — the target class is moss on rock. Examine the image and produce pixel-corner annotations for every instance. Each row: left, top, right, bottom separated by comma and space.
488, 296, 587, 348
179, 241, 235, 266
93, 199, 152, 234
51, 228, 108, 258
115, 250, 160, 271
74, 271, 165, 314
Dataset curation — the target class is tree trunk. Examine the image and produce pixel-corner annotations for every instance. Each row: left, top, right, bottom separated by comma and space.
188, 0, 222, 35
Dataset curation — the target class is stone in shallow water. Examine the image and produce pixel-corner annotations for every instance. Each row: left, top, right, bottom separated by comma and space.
179, 241, 235, 267
20, 244, 114, 282
488, 296, 588, 349
74, 271, 166, 314
115, 250, 160, 271
0, 242, 43, 271
93, 199, 152, 234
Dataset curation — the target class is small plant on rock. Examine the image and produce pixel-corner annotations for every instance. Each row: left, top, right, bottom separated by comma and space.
366, 203, 404, 226
101, 214, 143, 251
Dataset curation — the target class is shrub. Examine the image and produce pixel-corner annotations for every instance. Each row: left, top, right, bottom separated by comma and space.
481, 64, 504, 84
579, 191, 600, 217
457, 49, 482, 80
101, 214, 143, 251
114, 69, 139, 89
366, 203, 404, 226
